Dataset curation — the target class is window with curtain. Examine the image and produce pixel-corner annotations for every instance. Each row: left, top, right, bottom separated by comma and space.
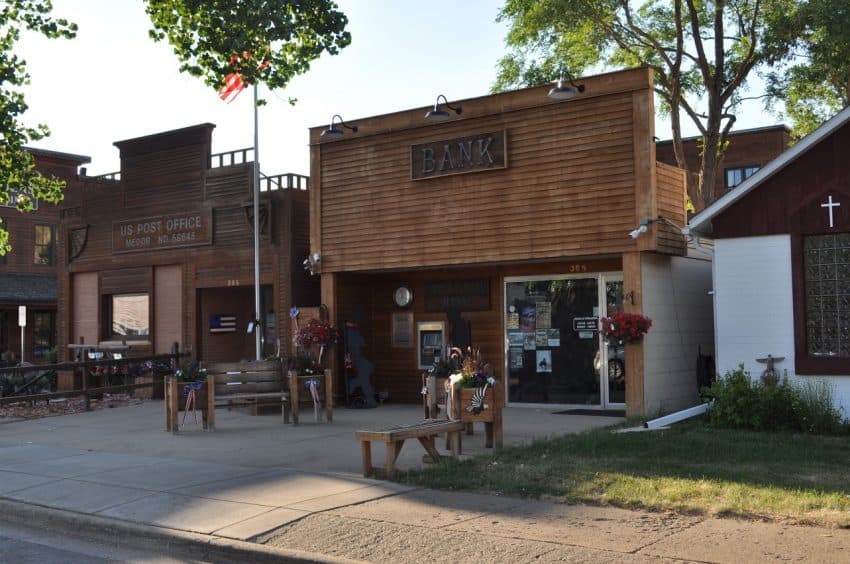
33, 224, 55, 266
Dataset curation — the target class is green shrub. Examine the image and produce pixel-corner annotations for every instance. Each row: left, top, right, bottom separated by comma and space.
792, 379, 844, 435
702, 365, 847, 435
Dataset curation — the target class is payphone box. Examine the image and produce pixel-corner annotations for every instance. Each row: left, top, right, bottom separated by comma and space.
417, 321, 445, 369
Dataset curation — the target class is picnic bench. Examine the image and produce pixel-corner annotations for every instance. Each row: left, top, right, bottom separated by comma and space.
164, 360, 290, 433
355, 419, 464, 479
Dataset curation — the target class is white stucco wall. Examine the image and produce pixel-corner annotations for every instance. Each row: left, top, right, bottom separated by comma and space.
714, 235, 850, 420
641, 253, 714, 416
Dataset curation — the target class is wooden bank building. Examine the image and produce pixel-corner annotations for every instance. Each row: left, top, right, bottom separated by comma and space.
311, 67, 713, 417
57, 124, 316, 367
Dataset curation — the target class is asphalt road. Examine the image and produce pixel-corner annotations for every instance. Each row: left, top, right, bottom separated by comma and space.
0, 521, 212, 564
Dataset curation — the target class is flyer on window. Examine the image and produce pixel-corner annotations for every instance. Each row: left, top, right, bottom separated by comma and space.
535, 329, 549, 347
508, 331, 524, 347
536, 350, 552, 373
523, 332, 536, 350
509, 347, 524, 369
547, 328, 560, 347
535, 301, 552, 329
507, 312, 519, 330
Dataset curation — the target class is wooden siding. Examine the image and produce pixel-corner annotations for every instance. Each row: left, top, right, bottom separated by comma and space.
710, 121, 850, 376
205, 164, 251, 200
655, 162, 688, 255
319, 96, 637, 272
57, 124, 314, 363
154, 265, 182, 353
100, 267, 150, 295
72, 272, 98, 346
334, 258, 622, 403
713, 125, 850, 239
311, 67, 683, 274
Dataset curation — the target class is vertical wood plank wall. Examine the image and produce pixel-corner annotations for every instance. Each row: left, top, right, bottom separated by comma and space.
58, 124, 317, 362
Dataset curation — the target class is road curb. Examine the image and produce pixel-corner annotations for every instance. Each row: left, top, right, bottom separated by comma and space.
0, 498, 365, 563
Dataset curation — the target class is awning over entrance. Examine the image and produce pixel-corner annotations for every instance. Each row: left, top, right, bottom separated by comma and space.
0, 273, 57, 305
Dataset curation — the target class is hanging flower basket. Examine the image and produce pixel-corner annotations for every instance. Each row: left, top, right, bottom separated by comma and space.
600, 311, 652, 344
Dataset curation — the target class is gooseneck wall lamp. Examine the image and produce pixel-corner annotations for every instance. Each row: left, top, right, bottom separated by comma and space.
425, 94, 463, 122
321, 115, 358, 138
547, 70, 586, 100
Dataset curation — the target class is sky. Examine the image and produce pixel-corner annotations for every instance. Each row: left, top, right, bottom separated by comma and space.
19, 0, 780, 177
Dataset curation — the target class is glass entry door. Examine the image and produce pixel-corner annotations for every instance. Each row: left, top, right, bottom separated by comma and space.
601, 276, 625, 407
505, 273, 624, 407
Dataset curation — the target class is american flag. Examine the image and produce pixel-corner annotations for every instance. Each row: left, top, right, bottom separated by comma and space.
219, 72, 245, 103
210, 315, 237, 333
218, 53, 269, 103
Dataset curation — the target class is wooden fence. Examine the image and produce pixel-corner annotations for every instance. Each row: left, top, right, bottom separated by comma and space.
0, 351, 188, 411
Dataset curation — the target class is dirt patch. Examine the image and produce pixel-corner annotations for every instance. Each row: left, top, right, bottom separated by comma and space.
0, 394, 144, 422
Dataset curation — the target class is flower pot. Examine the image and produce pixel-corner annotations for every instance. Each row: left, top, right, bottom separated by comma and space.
460, 387, 497, 424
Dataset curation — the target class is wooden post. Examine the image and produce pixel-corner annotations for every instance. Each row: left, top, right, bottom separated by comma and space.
324, 368, 333, 422
288, 371, 300, 425
164, 377, 179, 433
205, 374, 215, 431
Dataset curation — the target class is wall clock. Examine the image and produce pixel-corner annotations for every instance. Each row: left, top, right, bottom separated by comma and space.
393, 286, 413, 307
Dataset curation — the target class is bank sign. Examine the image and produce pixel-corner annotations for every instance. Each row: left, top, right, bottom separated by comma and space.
411, 130, 507, 180
112, 209, 212, 253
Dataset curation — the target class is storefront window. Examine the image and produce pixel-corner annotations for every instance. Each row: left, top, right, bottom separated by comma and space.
505, 277, 600, 405
32, 311, 55, 360
108, 294, 150, 339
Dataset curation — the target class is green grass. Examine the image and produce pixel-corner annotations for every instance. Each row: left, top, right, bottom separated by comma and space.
399, 421, 850, 528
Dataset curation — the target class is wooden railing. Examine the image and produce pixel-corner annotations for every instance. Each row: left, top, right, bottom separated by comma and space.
210, 148, 253, 168
210, 148, 309, 191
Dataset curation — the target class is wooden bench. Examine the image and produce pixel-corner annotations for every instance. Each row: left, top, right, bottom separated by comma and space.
164, 360, 290, 433
355, 419, 464, 479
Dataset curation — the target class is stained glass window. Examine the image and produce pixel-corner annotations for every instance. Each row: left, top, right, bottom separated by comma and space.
804, 233, 850, 357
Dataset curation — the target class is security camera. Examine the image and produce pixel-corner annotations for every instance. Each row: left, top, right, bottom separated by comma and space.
628, 225, 648, 239
311, 252, 321, 263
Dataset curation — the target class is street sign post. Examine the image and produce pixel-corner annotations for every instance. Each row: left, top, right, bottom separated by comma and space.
18, 305, 26, 363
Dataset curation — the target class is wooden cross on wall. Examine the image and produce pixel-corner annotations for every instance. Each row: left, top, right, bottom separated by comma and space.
821, 194, 841, 228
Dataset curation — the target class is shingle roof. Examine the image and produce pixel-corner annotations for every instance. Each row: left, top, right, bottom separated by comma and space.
0, 273, 57, 304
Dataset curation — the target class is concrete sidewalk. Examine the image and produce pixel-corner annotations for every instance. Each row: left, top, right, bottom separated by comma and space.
0, 401, 847, 562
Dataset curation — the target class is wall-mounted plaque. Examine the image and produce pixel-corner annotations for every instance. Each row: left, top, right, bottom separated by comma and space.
113, 209, 212, 253
391, 312, 414, 348
424, 278, 491, 312
411, 130, 507, 180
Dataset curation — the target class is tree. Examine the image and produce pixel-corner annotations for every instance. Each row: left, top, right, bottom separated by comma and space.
145, 0, 350, 96
0, 0, 76, 255
0, 0, 350, 255
763, 0, 850, 137
494, 0, 792, 208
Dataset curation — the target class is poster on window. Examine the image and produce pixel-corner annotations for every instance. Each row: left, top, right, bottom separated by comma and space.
536, 350, 552, 373
507, 312, 519, 330
547, 328, 560, 347
535, 301, 551, 329
523, 332, 536, 350
508, 331, 524, 347
509, 347, 524, 369
520, 305, 536, 331
535, 329, 549, 347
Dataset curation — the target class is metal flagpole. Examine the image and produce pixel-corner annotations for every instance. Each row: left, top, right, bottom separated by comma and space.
252, 82, 262, 361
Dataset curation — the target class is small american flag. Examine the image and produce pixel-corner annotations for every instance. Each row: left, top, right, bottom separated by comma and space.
218, 72, 245, 103
210, 314, 237, 333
